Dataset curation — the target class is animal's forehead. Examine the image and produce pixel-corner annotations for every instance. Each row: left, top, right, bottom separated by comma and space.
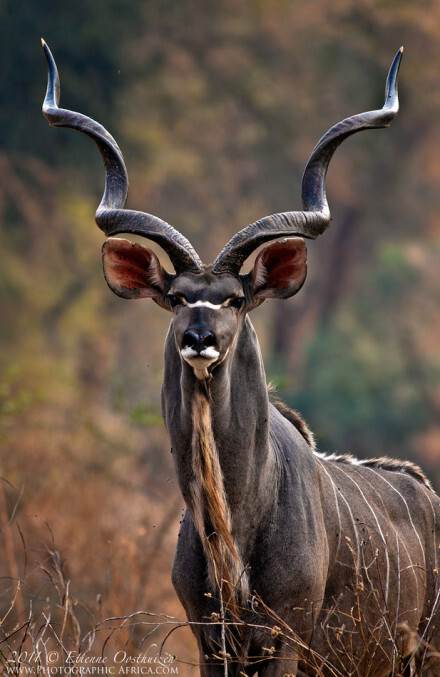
169, 272, 243, 302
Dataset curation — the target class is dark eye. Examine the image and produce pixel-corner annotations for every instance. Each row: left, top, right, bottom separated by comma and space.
167, 294, 181, 309
229, 296, 245, 310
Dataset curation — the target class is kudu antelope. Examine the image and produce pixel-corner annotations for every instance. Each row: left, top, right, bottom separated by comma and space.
42, 42, 440, 676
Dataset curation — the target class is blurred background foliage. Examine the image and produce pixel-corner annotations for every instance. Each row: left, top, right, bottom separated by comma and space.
1, 0, 440, 667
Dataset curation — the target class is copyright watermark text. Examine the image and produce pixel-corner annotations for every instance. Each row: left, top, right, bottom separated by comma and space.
6, 646, 179, 675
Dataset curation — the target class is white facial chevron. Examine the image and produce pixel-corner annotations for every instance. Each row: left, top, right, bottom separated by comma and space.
184, 300, 225, 310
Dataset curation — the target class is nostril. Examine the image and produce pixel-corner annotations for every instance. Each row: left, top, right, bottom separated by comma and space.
200, 331, 216, 349
182, 330, 200, 352
182, 329, 217, 354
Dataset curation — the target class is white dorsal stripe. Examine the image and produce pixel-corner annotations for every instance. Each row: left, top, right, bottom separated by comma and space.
184, 300, 224, 310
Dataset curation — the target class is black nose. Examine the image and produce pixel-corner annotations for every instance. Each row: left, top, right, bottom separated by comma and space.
182, 329, 216, 354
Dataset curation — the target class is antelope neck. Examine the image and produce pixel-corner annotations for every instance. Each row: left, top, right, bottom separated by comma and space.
163, 316, 275, 518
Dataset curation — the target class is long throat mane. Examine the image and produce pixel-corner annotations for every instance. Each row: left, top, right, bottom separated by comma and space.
190, 384, 248, 617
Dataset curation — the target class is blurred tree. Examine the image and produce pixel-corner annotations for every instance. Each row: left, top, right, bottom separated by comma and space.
1, 0, 440, 663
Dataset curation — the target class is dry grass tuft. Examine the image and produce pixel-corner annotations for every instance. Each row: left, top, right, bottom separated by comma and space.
1, 480, 440, 676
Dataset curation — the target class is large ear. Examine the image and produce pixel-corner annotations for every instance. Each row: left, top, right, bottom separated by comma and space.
251, 237, 307, 300
102, 238, 168, 303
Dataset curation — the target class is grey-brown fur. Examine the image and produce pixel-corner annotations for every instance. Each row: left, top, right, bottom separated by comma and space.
164, 305, 440, 676
268, 385, 315, 449
42, 44, 440, 676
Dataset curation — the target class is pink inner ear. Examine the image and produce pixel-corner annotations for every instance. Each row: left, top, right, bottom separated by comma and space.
107, 249, 155, 289
103, 239, 164, 298
253, 239, 307, 299
263, 247, 301, 289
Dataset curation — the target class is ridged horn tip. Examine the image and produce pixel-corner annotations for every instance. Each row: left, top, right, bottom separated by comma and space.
212, 48, 403, 275
41, 41, 202, 273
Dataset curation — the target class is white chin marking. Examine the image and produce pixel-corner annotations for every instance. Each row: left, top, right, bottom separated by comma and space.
180, 347, 220, 380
